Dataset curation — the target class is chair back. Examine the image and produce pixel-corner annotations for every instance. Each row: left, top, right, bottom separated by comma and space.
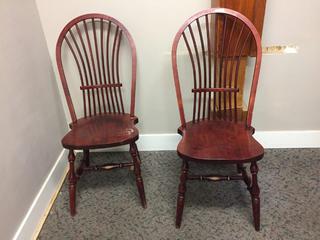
56, 14, 137, 123
172, 8, 262, 128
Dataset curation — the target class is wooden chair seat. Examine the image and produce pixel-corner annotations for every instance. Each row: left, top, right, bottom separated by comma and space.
177, 120, 264, 163
62, 114, 139, 150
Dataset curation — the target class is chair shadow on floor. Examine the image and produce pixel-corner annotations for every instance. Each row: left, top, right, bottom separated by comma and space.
175, 162, 254, 224
74, 152, 139, 194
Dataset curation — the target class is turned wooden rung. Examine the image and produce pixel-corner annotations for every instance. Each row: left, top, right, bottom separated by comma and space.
187, 174, 243, 182
191, 87, 239, 93
80, 83, 122, 90
82, 162, 133, 171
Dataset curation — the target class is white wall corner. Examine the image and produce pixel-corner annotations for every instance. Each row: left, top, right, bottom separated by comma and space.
13, 149, 68, 240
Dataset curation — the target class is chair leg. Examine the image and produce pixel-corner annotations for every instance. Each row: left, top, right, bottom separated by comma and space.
76, 150, 90, 176
250, 161, 260, 231
84, 149, 90, 167
130, 143, 147, 208
68, 149, 77, 216
238, 163, 251, 189
175, 159, 189, 228
236, 164, 242, 173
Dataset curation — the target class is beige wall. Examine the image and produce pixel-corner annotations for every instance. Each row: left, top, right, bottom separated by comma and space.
35, 0, 320, 134
253, 0, 320, 130
0, 0, 67, 239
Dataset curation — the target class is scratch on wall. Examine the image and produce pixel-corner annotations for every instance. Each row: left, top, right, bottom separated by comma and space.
262, 45, 299, 55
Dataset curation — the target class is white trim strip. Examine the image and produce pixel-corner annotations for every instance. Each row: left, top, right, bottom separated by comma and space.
91, 131, 320, 152
136, 131, 320, 150
91, 130, 320, 152
138, 131, 320, 150
254, 130, 320, 148
13, 149, 68, 240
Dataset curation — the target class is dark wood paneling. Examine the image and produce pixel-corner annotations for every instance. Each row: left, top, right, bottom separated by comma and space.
212, 0, 266, 55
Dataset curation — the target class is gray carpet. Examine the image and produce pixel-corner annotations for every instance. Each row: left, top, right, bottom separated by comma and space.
38, 149, 320, 240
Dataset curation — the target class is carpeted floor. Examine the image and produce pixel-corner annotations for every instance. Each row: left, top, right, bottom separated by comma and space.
38, 149, 320, 240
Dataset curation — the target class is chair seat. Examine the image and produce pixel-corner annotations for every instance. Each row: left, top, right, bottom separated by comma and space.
177, 120, 264, 163
62, 114, 139, 150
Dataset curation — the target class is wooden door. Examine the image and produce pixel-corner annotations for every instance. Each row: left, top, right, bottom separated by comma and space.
211, 0, 266, 113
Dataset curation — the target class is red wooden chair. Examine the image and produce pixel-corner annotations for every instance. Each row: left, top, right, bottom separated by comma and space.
171, 8, 264, 230
56, 13, 146, 216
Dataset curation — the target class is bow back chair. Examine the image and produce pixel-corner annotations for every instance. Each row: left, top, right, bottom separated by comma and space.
56, 13, 146, 215
172, 8, 264, 230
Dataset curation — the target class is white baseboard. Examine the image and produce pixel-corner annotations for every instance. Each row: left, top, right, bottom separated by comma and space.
95, 131, 320, 151
253, 130, 320, 148
137, 134, 182, 151
135, 131, 320, 150
13, 149, 68, 240
13, 130, 320, 239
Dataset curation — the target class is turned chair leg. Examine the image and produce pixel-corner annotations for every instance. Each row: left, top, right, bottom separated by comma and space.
68, 149, 77, 216
176, 159, 189, 228
76, 149, 90, 176
250, 161, 260, 231
84, 149, 90, 166
236, 163, 242, 173
130, 143, 147, 208
238, 163, 251, 189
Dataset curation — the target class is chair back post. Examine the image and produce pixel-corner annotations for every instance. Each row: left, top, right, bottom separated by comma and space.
172, 39, 186, 127
244, 21, 262, 128
126, 31, 137, 118
56, 39, 77, 123
172, 8, 262, 128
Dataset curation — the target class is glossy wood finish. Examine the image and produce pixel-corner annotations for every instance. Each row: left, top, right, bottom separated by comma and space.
172, 8, 263, 231
177, 120, 263, 163
68, 150, 76, 216
56, 14, 146, 215
176, 160, 189, 228
250, 161, 260, 230
62, 114, 139, 150
130, 142, 147, 208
